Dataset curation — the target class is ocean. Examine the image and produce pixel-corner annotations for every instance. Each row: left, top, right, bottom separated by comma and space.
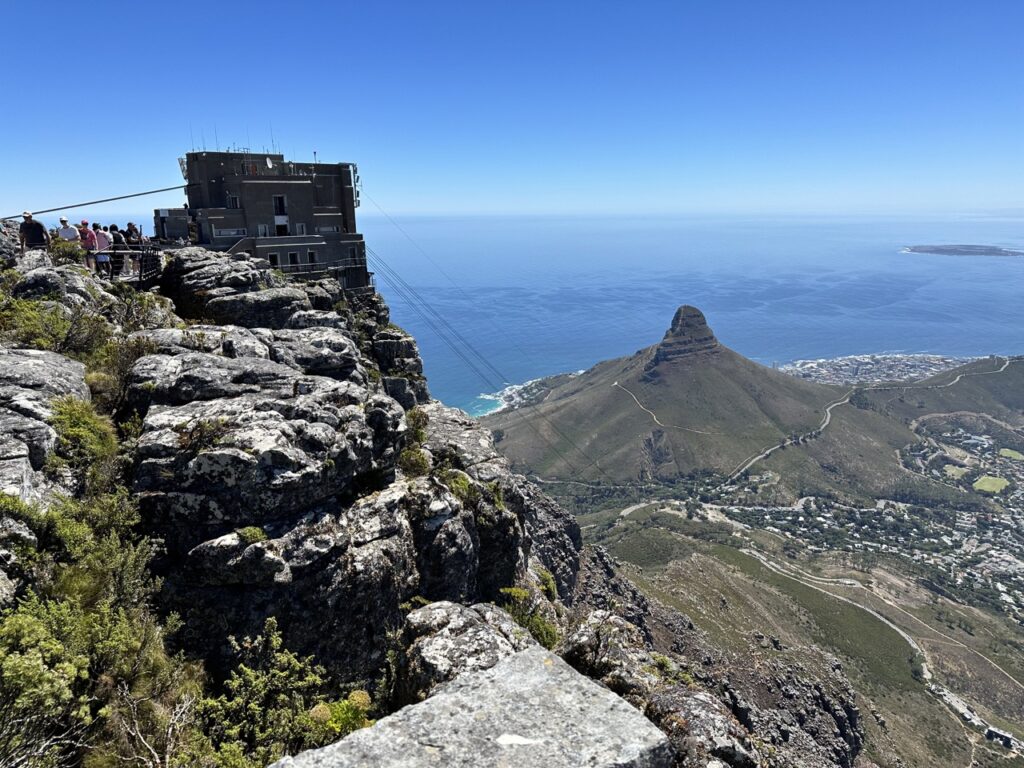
358, 214, 1024, 416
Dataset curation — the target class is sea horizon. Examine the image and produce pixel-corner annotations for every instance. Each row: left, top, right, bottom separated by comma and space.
360, 213, 1024, 415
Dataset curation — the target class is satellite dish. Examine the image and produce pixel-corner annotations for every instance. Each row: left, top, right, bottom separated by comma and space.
265, 157, 273, 169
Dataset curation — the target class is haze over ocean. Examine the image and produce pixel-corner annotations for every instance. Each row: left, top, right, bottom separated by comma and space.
357, 214, 1024, 415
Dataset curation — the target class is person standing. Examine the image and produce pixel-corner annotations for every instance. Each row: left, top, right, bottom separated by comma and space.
109, 224, 127, 277
79, 220, 97, 270
18, 211, 49, 254
56, 217, 80, 242
125, 222, 142, 275
93, 223, 112, 277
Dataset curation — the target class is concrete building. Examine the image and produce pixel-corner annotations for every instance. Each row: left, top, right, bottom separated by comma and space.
154, 150, 370, 288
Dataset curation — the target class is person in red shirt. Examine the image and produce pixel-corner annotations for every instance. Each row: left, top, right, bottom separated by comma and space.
79, 220, 97, 270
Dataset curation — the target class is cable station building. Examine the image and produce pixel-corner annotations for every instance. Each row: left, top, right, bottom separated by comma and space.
153, 150, 371, 288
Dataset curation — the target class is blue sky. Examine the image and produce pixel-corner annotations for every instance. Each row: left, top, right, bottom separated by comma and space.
2, 0, 1022, 220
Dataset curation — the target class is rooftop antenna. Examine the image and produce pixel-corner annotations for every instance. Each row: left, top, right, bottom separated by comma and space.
269, 122, 276, 154
189, 123, 195, 151
214, 124, 220, 151
200, 129, 207, 151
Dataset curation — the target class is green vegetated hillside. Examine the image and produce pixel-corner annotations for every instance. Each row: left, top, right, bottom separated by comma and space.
486, 305, 1023, 508
866, 357, 1024, 427
485, 306, 842, 485
596, 514, 975, 768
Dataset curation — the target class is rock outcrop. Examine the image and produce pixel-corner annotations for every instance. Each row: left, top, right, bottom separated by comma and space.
0, 347, 89, 502
643, 305, 720, 380
272, 647, 675, 768
395, 601, 535, 703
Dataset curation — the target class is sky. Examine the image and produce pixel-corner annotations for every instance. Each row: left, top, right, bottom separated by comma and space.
2, 0, 1022, 221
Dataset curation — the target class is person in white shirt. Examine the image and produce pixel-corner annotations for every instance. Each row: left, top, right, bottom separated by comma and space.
56, 217, 80, 242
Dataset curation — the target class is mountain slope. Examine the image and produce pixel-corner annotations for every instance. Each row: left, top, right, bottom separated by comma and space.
485, 306, 843, 483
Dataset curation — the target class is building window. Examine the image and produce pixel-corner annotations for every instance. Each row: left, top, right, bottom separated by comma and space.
257, 224, 269, 237
295, 223, 307, 236
226, 193, 240, 210
273, 195, 287, 215
268, 253, 279, 266
348, 246, 357, 260
214, 227, 247, 237
316, 225, 340, 234
288, 252, 299, 266
307, 251, 317, 263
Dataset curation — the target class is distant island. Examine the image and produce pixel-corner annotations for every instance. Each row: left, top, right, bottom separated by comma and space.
903, 244, 1024, 257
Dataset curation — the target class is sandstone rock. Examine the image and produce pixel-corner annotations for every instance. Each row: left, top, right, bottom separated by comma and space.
397, 601, 534, 703
647, 688, 760, 768
0, 516, 36, 607
643, 305, 720, 381
0, 347, 89, 502
420, 403, 580, 598
285, 310, 349, 330
206, 287, 312, 328
272, 647, 674, 768
158, 247, 285, 319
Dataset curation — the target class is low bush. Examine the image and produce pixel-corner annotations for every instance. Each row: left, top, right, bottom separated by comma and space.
499, 587, 560, 650
48, 396, 119, 495
398, 447, 430, 477
236, 526, 268, 546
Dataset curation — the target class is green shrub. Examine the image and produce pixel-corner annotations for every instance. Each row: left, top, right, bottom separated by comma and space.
48, 396, 119, 495
86, 335, 159, 414
174, 418, 230, 454
0, 298, 113, 360
48, 238, 84, 265
487, 481, 505, 510
537, 567, 558, 601
406, 407, 428, 444
499, 587, 560, 650
236, 526, 268, 546
198, 617, 371, 765
0, 296, 71, 350
439, 469, 480, 507
398, 447, 429, 477
106, 282, 167, 332
307, 691, 374, 743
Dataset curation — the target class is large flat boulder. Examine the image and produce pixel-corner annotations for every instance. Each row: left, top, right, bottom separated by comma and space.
272, 646, 673, 768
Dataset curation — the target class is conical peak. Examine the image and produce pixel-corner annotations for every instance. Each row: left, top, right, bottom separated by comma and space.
667, 305, 714, 340
643, 306, 720, 378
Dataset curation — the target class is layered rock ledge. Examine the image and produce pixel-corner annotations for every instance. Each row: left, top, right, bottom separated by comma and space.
643, 305, 720, 380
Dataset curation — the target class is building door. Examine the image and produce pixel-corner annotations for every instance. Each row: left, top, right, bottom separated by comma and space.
273, 196, 287, 215
275, 224, 289, 236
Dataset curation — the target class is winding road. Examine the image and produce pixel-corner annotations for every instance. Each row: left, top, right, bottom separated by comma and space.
723, 356, 1017, 483
612, 381, 720, 434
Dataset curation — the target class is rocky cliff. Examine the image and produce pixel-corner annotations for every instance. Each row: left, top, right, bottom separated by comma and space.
0, 241, 864, 767
643, 305, 721, 380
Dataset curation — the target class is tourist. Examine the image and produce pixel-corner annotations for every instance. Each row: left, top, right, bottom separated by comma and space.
109, 224, 127, 277
56, 217, 80, 243
125, 222, 142, 275
93, 223, 112, 277
79, 220, 97, 270
18, 211, 49, 254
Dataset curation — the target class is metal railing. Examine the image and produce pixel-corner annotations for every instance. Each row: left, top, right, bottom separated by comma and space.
271, 258, 367, 278
86, 243, 163, 282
